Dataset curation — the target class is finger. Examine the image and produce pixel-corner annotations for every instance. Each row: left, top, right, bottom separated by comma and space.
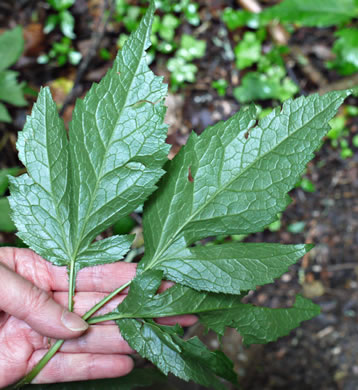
54, 292, 198, 327
58, 325, 134, 354
29, 351, 133, 384
0, 263, 88, 339
0, 247, 137, 293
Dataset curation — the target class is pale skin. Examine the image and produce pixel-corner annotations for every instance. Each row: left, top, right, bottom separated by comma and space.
0, 247, 197, 388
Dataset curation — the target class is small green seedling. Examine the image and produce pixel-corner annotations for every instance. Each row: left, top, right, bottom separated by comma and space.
44, 0, 76, 39
212, 79, 228, 97
38, 37, 82, 66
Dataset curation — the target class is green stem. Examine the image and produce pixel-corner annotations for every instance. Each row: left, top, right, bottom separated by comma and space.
68, 262, 76, 312
12, 279, 133, 388
88, 313, 122, 324
82, 280, 131, 321
12, 340, 64, 388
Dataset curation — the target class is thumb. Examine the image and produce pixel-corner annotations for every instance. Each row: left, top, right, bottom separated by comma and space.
0, 263, 88, 339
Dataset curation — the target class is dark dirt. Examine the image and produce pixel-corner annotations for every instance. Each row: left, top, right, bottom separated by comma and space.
0, 1, 357, 389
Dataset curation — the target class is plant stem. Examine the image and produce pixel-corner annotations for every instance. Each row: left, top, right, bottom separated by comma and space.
12, 340, 64, 388
82, 280, 131, 320
68, 262, 76, 312
12, 279, 133, 388
88, 313, 122, 324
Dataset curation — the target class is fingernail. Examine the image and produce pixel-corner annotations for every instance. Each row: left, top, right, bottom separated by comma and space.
61, 310, 89, 332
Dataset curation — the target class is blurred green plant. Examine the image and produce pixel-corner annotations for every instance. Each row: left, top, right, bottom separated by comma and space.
296, 177, 316, 193
233, 41, 298, 103
234, 30, 265, 70
263, 0, 358, 27
326, 103, 358, 159
222, 7, 263, 30
327, 113, 356, 159
0, 27, 26, 123
263, 0, 358, 76
167, 34, 206, 90
115, 0, 204, 89
40, 0, 81, 66
0, 167, 21, 233
327, 28, 358, 76
212, 79, 228, 97
45, 0, 76, 39
38, 37, 82, 66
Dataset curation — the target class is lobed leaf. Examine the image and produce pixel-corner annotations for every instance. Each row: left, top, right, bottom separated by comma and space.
118, 318, 236, 390
9, 3, 168, 274
139, 90, 351, 273
155, 243, 312, 294
200, 295, 321, 345
68, 0, 169, 255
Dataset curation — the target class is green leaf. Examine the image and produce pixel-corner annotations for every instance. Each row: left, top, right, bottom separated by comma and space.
44, 14, 60, 34
0, 167, 21, 196
0, 197, 16, 232
112, 270, 317, 375
68, 2, 168, 256
263, 0, 358, 27
327, 28, 358, 76
233, 70, 298, 103
0, 26, 24, 72
176, 34, 206, 61
118, 318, 236, 390
234, 31, 262, 70
139, 90, 350, 273
154, 243, 312, 294
48, 0, 75, 11
97, 270, 245, 321
222, 8, 262, 30
0, 102, 11, 123
200, 295, 320, 345
9, 2, 168, 277
60, 10, 76, 39
0, 71, 26, 106
158, 14, 180, 42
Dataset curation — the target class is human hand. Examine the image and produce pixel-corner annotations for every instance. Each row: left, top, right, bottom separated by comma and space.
0, 247, 196, 387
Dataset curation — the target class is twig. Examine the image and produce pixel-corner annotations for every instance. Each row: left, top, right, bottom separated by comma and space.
318, 73, 358, 94
290, 45, 329, 88
326, 263, 358, 272
59, 0, 115, 116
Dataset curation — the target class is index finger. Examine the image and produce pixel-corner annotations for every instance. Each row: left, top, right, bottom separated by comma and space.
0, 247, 137, 293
